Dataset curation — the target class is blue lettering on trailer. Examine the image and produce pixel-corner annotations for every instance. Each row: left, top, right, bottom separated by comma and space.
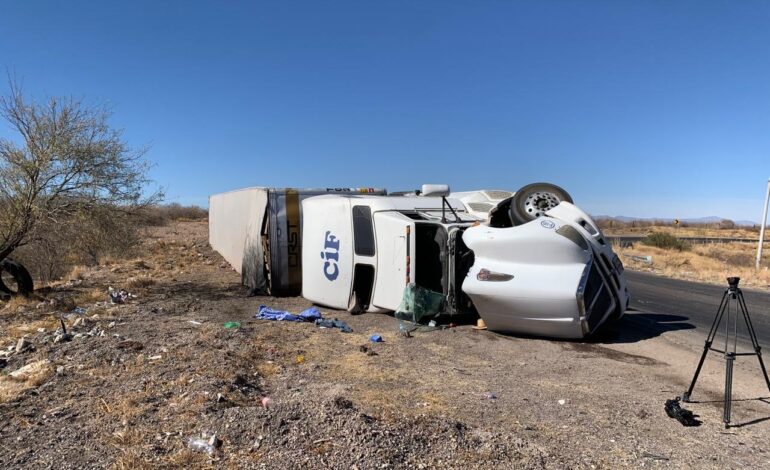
320, 231, 340, 281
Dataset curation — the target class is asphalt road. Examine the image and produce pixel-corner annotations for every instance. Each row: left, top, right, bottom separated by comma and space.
618, 270, 770, 350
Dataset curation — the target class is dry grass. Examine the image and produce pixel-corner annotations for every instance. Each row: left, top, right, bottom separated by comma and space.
0, 360, 53, 403
68, 265, 87, 281
604, 224, 759, 239
125, 276, 155, 289
6, 318, 58, 339
112, 450, 155, 470
617, 241, 770, 288
73, 288, 106, 306
0, 295, 38, 313
162, 449, 211, 468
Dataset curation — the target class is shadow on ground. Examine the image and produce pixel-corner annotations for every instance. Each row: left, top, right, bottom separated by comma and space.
591, 310, 696, 344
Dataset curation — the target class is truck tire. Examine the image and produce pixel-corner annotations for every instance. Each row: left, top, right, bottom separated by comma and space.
509, 183, 573, 225
0, 259, 34, 297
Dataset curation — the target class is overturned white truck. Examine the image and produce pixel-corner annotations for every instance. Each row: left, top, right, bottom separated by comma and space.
209, 184, 629, 339
302, 184, 629, 339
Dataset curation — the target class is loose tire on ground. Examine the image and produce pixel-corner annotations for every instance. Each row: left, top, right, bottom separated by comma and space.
509, 182, 573, 225
0, 259, 34, 297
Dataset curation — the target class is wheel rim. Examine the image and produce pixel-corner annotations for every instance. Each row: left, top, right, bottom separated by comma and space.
523, 191, 561, 218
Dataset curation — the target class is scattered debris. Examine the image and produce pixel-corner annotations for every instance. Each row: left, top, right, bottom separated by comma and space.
664, 397, 701, 427
72, 307, 87, 315
187, 433, 222, 455
359, 345, 378, 356
255, 305, 323, 322
261, 396, 272, 409
557, 399, 566, 405
394, 283, 446, 324
15, 337, 32, 354
369, 334, 384, 343
53, 331, 73, 344
482, 392, 497, 400
188, 320, 203, 326
315, 318, 353, 333
295, 355, 305, 364
108, 287, 136, 304
629, 255, 653, 264
223, 322, 241, 329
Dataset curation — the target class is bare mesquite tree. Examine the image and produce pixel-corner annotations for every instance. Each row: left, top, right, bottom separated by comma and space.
0, 81, 160, 262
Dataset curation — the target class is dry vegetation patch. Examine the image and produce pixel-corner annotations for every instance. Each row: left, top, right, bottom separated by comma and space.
617, 241, 770, 288
1, 220, 768, 469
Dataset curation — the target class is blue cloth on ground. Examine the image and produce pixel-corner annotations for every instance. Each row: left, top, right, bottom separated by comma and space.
314, 318, 353, 333
256, 305, 323, 322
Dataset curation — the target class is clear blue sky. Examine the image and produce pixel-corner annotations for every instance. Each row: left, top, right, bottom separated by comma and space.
1, 1, 769, 221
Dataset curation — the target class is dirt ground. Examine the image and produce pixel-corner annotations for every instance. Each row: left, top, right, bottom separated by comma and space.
1, 221, 769, 469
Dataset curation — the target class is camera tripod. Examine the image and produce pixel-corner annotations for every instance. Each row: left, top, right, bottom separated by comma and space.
682, 277, 770, 427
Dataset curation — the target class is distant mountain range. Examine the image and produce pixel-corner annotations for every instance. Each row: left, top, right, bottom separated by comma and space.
594, 215, 759, 226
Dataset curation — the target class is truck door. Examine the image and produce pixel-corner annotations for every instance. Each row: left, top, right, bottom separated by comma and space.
371, 212, 416, 311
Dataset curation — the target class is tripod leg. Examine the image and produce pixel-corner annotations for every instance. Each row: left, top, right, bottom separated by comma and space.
724, 353, 735, 427
683, 291, 729, 402
737, 294, 770, 391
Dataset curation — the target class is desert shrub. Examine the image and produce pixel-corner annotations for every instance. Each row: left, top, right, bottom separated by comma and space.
595, 218, 628, 230
641, 232, 691, 251
138, 203, 208, 226
717, 219, 736, 230
10, 205, 141, 282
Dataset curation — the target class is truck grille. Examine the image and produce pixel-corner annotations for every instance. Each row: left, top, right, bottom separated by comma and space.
582, 261, 616, 333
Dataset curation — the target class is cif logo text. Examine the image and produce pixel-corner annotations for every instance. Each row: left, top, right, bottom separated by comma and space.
320, 231, 340, 281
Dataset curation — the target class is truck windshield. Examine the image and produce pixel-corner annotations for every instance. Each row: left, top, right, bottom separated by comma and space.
352, 206, 375, 256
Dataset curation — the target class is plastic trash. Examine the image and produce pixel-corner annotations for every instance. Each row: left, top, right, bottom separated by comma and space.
369, 334, 383, 343
223, 322, 241, 329
629, 255, 653, 264
72, 307, 87, 315
108, 287, 136, 304
187, 434, 222, 455
482, 392, 497, 400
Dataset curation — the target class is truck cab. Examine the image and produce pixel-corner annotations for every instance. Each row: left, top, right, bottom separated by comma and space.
301, 185, 630, 339
301, 193, 478, 316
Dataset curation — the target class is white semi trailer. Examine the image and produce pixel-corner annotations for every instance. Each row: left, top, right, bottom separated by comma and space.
300, 184, 629, 339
